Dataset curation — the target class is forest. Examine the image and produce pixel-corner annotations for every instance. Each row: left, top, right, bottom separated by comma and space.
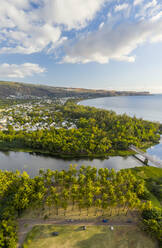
0, 166, 161, 247
0, 100, 161, 247
0, 101, 161, 157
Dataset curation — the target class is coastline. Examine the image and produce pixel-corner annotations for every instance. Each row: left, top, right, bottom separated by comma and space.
0, 97, 161, 166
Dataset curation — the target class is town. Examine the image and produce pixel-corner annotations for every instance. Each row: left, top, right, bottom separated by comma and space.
0, 98, 77, 132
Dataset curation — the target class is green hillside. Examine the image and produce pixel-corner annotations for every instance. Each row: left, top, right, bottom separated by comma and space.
0, 81, 150, 99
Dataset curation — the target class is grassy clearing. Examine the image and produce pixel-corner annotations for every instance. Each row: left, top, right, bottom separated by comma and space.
131, 166, 162, 180
148, 192, 161, 208
23, 225, 158, 248
131, 166, 162, 207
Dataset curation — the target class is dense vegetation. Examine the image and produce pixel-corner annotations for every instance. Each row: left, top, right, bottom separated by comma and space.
132, 166, 162, 207
0, 166, 162, 247
130, 167, 162, 246
0, 102, 161, 157
0, 166, 153, 247
142, 208, 162, 246
0, 99, 161, 247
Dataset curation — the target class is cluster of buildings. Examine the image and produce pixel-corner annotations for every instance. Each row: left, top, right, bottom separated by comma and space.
0, 99, 76, 132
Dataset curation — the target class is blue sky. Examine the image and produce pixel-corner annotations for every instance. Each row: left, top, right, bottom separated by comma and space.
0, 0, 162, 92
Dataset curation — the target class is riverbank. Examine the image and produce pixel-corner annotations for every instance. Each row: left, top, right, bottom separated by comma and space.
0, 140, 139, 169
0, 99, 161, 164
0, 136, 159, 159
79, 95, 162, 124
0, 143, 135, 158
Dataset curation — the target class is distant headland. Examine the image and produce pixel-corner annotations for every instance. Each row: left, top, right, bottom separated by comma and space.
0, 81, 150, 99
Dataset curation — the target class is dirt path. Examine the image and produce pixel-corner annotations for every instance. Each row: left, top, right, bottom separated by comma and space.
17, 218, 137, 248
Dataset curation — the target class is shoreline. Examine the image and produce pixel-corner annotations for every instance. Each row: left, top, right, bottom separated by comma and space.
0, 98, 161, 166
0, 145, 136, 159
78, 96, 162, 125
0, 139, 158, 160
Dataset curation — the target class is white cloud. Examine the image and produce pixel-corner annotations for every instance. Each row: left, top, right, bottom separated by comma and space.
0, 63, 46, 78
0, 0, 162, 66
63, 18, 162, 64
150, 33, 162, 42
135, 0, 161, 20
151, 11, 162, 21
107, 12, 112, 18
0, 0, 110, 54
144, 0, 157, 10
115, 3, 129, 12
40, 0, 109, 30
7, 0, 30, 9
134, 0, 144, 6
99, 22, 104, 29
0, 1, 62, 54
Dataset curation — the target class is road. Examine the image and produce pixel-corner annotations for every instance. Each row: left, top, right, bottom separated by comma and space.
17, 217, 138, 248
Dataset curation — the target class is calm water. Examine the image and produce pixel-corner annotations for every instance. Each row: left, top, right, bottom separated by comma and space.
0, 151, 142, 177
81, 95, 162, 161
1, 94, 162, 175
80, 95, 162, 123
147, 138, 162, 163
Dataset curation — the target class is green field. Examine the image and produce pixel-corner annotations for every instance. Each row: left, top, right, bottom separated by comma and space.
23, 225, 158, 248
131, 167, 162, 207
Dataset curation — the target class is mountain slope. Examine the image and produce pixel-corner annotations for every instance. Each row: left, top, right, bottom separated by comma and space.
0, 81, 149, 99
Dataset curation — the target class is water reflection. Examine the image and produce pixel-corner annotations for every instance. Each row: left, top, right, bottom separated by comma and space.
81, 95, 162, 168
147, 139, 162, 162
0, 151, 142, 177
1, 95, 162, 176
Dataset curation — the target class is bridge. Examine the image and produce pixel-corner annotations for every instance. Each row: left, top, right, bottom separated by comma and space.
129, 145, 162, 168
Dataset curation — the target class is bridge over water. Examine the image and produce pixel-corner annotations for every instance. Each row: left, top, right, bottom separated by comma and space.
129, 145, 162, 168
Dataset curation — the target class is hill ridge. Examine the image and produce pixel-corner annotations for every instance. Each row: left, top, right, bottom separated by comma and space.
0, 81, 150, 99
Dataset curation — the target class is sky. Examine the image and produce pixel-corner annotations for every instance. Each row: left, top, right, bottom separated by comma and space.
0, 0, 162, 92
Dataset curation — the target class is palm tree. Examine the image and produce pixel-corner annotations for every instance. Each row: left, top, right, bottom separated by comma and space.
71, 184, 79, 210
101, 193, 108, 216
95, 199, 102, 216
51, 187, 60, 215
61, 189, 69, 216
85, 193, 93, 216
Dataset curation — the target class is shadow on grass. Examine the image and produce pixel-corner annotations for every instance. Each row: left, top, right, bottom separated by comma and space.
75, 232, 113, 248
74, 230, 147, 248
